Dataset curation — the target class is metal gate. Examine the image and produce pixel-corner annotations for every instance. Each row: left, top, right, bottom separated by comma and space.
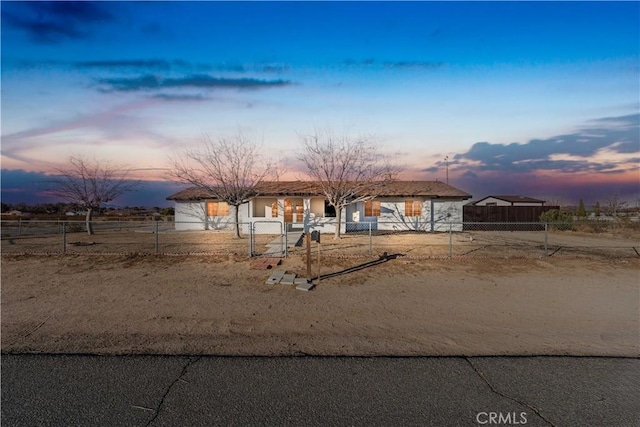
250, 221, 285, 257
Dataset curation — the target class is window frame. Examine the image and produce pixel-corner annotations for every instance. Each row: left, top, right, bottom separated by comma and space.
364, 200, 381, 217
207, 201, 230, 217
405, 200, 422, 217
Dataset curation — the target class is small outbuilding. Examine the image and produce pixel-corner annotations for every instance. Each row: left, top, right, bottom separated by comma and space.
464, 195, 556, 228
472, 195, 546, 207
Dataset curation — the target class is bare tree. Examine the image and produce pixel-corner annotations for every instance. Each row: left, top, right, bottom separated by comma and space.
297, 129, 399, 239
169, 133, 275, 238
49, 156, 138, 235
605, 193, 628, 218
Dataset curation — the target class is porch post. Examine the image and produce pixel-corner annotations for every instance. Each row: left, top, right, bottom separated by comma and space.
303, 198, 311, 233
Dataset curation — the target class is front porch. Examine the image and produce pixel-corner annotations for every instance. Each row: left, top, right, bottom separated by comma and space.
249, 197, 339, 234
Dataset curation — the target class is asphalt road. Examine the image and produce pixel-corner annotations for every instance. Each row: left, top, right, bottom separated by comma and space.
2, 355, 638, 426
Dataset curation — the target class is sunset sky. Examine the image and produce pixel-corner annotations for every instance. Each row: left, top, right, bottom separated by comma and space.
1, 1, 638, 207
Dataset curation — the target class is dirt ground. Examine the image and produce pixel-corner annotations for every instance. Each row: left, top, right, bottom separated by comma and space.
3, 225, 639, 259
2, 247, 638, 356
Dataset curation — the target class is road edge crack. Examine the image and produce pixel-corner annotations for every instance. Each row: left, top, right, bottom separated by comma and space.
465, 357, 556, 427
145, 356, 201, 426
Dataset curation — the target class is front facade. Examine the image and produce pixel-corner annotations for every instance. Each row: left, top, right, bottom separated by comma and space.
167, 181, 472, 233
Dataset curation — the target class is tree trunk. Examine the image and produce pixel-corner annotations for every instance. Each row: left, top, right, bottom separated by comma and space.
85, 209, 94, 235
334, 206, 342, 239
233, 204, 241, 239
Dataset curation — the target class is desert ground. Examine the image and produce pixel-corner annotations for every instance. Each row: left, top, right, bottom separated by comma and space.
2, 228, 638, 357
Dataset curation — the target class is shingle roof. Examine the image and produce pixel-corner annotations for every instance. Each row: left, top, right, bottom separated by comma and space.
475, 195, 546, 204
166, 181, 471, 201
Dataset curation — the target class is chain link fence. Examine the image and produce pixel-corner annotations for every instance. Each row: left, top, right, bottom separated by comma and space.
1, 219, 639, 259
250, 221, 285, 257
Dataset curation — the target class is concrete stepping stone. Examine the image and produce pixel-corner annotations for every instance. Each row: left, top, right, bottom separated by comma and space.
265, 270, 286, 285
295, 280, 315, 291
280, 273, 296, 285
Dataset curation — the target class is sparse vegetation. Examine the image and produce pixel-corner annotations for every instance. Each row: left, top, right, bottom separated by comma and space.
297, 128, 399, 239
48, 156, 138, 235
540, 209, 573, 230
66, 222, 86, 233
576, 199, 587, 218
605, 193, 627, 219
169, 132, 276, 238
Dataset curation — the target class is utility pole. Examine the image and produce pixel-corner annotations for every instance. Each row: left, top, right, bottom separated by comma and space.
444, 155, 449, 185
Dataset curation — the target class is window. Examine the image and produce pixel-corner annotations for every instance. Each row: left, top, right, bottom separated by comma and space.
405, 200, 422, 217
324, 200, 336, 217
295, 201, 304, 221
271, 201, 278, 218
207, 201, 229, 216
284, 199, 293, 222
364, 200, 380, 217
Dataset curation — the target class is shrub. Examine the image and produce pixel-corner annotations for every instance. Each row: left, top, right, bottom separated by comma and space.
540, 209, 573, 230
577, 199, 587, 218
66, 222, 86, 233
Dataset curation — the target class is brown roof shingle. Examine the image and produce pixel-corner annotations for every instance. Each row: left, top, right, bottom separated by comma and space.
166, 181, 471, 201
475, 195, 545, 204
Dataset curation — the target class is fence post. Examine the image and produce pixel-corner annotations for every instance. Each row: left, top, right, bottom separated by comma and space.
154, 221, 159, 255
449, 222, 453, 259
369, 222, 373, 257
544, 222, 548, 255
249, 222, 254, 258
284, 222, 289, 258
62, 221, 67, 254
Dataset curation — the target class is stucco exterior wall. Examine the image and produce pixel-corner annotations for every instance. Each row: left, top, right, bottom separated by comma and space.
174, 197, 466, 233
343, 198, 465, 232
309, 198, 325, 217
174, 201, 246, 231
432, 200, 464, 231
174, 201, 208, 230
344, 198, 431, 231
512, 202, 544, 206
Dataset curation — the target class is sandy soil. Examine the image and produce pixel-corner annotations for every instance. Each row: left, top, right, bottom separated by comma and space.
2, 252, 638, 357
3, 225, 639, 260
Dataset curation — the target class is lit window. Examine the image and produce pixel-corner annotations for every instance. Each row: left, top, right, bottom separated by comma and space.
271, 201, 278, 218
405, 200, 422, 217
364, 200, 380, 216
207, 201, 229, 216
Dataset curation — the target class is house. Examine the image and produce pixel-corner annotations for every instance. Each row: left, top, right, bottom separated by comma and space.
472, 195, 545, 207
166, 180, 472, 233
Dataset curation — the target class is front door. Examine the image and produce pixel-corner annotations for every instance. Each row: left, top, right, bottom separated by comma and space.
284, 199, 304, 223
284, 199, 293, 223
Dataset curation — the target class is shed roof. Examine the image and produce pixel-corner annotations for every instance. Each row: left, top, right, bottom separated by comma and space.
166, 180, 471, 201
474, 195, 546, 204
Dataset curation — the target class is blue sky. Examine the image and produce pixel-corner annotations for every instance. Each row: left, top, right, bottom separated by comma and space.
1, 1, 638, 207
